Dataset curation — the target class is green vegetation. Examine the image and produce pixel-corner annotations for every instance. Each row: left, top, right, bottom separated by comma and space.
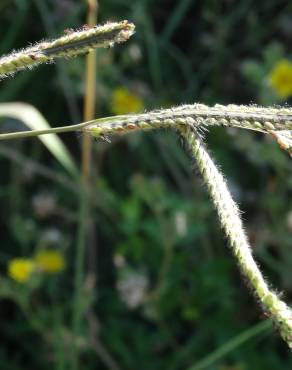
0, 1, 292, 370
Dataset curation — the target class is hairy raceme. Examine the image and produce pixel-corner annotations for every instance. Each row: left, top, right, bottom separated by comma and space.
85, 103, 292, 133
0, 20, 135, 78
179, 126, 292, 348
84, 104, 292, 155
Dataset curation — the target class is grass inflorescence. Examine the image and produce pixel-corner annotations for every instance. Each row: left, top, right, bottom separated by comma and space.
0, 20, 135, 79
1, 16, 292, 355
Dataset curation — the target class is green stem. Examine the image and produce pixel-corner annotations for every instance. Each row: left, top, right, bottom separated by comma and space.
0, 121, 89, 141
0, 115, 129, 141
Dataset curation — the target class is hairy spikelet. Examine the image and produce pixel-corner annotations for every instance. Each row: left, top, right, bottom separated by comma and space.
0, 20, 135, 79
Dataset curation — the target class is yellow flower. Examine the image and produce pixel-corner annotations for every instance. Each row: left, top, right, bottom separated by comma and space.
269, 59, 292, 98
111, 87, 144, 115
35, 250, 65, 273
8, 258, 35, 283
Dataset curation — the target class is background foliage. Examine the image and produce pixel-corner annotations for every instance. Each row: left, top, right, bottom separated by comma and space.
0, 1, 292, 369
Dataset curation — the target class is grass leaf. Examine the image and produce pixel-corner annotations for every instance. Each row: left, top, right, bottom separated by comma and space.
0, 102, 79, 177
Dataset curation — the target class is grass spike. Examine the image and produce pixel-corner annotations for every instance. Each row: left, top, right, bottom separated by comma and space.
179, 125, 292, 348
0, 20, 135, 79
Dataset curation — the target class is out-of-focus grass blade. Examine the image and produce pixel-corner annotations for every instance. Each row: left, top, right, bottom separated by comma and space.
186, 320, 272, 370
160, 0, 195, 43
0, 102, 78, 177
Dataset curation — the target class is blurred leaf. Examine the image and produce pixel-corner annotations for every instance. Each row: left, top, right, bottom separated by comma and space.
241, 61, 265, 85
0, 102, 78, 177
186, 320, 272, 370
263, 43, 285, 68
160, 0, 194, 42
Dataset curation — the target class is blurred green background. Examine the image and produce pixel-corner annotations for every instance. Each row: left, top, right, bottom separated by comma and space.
0, 1, 292, 369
